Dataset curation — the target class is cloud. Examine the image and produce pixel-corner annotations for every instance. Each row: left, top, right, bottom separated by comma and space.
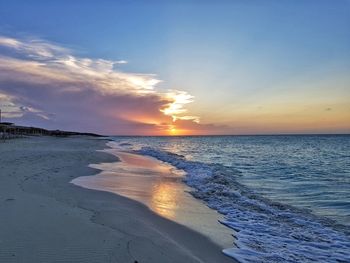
0, 92, 24, 118
0, 35, 201, 135
161, 90, 200, 123
0, 36, 68, 60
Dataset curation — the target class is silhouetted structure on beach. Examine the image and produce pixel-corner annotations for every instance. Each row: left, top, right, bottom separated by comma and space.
0, 122, 102, 141
0, 108, 102, 140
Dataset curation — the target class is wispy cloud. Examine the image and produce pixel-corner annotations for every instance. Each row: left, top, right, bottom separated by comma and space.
0, 35, 200, 134
161, 91, 200, 123
0, 36, 162, 95
0, 93, 23, 118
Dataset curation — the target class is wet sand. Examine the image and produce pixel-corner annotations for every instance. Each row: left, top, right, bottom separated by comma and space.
0, 136, 235, 263
72, 144, 234, 249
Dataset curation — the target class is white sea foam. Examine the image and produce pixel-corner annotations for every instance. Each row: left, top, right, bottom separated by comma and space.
137, 147, 350, 263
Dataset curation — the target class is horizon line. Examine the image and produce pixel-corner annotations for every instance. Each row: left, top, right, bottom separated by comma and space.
106, 133, 350, 137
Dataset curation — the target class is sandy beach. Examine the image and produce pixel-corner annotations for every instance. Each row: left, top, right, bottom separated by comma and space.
0, 136, 235, 263
72, 142, 234, 250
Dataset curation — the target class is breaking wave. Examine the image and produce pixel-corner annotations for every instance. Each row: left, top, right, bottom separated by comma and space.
137, 147, 350, 263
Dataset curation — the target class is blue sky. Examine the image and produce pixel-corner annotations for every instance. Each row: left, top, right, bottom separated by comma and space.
0, 0, 349, 134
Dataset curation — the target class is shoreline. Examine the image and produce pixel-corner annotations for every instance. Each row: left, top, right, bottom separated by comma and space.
72, 143, 234, 250
0, 136, 235, 263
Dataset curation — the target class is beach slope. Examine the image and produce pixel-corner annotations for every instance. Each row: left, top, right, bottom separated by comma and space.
0, 137, 234, 263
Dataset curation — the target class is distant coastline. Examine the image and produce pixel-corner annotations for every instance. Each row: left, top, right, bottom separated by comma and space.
0, 122, 103, 139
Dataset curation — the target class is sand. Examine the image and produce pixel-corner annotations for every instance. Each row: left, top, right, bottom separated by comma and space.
0, 136, 235, 263
72, 147, 234, 250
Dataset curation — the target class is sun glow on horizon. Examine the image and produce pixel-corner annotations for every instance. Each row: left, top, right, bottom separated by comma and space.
166, 125, 196, 136
170, 127, 177, 135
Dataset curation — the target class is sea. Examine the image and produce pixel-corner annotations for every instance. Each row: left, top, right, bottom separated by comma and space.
110, 135, 350, 262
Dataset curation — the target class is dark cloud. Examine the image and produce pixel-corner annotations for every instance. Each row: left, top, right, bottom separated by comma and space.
0, 36, 203, 135
0, 35, 238, 135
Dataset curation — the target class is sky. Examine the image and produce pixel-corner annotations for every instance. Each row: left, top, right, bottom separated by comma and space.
0, 0, 349, 135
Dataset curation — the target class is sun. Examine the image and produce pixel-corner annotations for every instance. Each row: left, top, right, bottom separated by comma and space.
168, 125, 179, 135
167, 125, 191, 136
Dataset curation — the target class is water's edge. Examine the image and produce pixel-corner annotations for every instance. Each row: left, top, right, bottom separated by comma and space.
135, 146, 350, 263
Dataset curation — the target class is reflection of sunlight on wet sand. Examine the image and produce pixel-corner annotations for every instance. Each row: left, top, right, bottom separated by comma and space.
150, 182, 178, 219
72, 149, 234, 248
87, 151, 184, 221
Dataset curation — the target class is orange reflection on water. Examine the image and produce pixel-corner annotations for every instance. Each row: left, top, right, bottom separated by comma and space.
72, 149, 235, 249
83, 150, 184, 220
149, 181, 179, 219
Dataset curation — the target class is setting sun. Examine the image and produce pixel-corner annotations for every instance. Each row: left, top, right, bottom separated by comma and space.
169, 127, 177, 135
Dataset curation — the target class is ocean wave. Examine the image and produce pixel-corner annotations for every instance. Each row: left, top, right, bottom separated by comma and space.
137, 147, 350, 263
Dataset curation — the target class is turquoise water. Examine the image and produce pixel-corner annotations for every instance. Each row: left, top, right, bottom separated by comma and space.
112, 135, 350, 262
